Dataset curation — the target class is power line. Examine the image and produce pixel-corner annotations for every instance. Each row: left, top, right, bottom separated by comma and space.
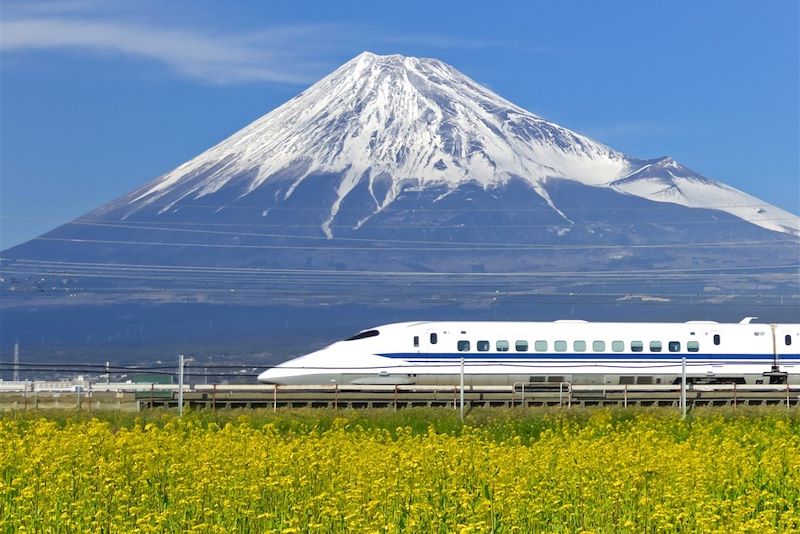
54, 219, 800, 247
7, 266, 798, 282
4, 213, 798, 229
4, 268, 798, 290
72, 201, 799, 212
28, 235, 800, 252
6, 258, 799, 276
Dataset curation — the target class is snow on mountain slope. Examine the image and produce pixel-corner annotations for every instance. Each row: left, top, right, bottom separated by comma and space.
112, 51, 797, 237
611, 158, 799, 236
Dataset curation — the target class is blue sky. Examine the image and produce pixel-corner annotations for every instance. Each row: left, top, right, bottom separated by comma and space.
1, 0, 798, 249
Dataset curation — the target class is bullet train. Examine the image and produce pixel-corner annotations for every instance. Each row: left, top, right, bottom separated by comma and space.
257, 319, 800, 386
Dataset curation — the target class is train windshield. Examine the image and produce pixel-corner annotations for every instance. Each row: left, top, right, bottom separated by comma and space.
344, 329, 380, 341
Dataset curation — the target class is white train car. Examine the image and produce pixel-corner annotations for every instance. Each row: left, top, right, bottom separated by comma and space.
258, 319, 800, 386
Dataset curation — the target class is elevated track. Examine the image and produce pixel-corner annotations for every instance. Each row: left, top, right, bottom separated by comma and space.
1, 382, 799, 411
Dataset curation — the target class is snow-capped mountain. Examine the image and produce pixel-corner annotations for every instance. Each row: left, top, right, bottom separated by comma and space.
4, 51, 799, 359
95, 51, 796, 238
4, 50, 800, 363
3, 51, 798, 290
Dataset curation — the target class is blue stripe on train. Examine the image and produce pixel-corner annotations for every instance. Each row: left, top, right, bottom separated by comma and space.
378, 352, 800, 361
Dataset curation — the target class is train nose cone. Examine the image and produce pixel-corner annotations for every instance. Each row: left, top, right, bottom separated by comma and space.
257, 360, 313, 384
257, 367, 294, 383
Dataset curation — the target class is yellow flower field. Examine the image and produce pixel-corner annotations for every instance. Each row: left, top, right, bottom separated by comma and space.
1, 408, 798, 532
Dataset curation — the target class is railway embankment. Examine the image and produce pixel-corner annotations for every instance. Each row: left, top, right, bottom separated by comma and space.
1, 381, 799, 411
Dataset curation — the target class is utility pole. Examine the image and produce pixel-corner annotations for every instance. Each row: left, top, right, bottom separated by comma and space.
106, 361, 110, 385
13, 343, 20, 382
459, 357, 465, 422
178, 354, 185, 416
681, 357, 687, 419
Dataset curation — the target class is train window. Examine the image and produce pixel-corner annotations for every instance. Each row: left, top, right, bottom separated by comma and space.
554, 340, 567, 352
713, 334, 720, 345
593, 341, 606, 352
786, 335, 793, 346
631, 341, 643, 352
496, 340, 509, 352
457, 340, 470, 352
477, 340, 490, 352
574, 340, 586, 352
345, 329, 379, 341
687, 341, 700, 352
413, 336, 419, 347
515, 340, 529, 352
535, 340, 548, 352
612, 341, 624, 352
430, 333, 438, 345
650, 341, 662, 352
668, 341, 681, 352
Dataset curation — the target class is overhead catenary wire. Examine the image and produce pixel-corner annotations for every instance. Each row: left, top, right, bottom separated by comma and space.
4, 202, 797, 304
4, 270, 797, 296
5, 255, 798, 304
29, 233, 800, 252
8, 258, 799, 275
5, 258, 798, 283
5, 269, 797, 291
6, 266, 799, 283
18, 200, 789, 212
0, 287, 783, 301
4, 213, 797, 229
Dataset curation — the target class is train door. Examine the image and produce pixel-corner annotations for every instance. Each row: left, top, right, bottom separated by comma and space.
768, 324, 796, 383
776, 326, 798, 374
770, 324, 780, 373
706, 329, 723, 376
425, 330, 440, 355
776, 326, 797, 358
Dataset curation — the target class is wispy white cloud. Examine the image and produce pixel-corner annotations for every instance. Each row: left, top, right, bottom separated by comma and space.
0, 0, 351, 85
4, 0, 112, 16
0, 15, 344, 84
0, 1, 525, 86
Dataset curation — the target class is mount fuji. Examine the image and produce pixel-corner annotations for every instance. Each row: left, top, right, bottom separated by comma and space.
2, 52, 798, 308
93, 51, 797, 236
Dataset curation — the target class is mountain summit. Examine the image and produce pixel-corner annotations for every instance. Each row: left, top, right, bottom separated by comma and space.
97, 51, 796, 238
